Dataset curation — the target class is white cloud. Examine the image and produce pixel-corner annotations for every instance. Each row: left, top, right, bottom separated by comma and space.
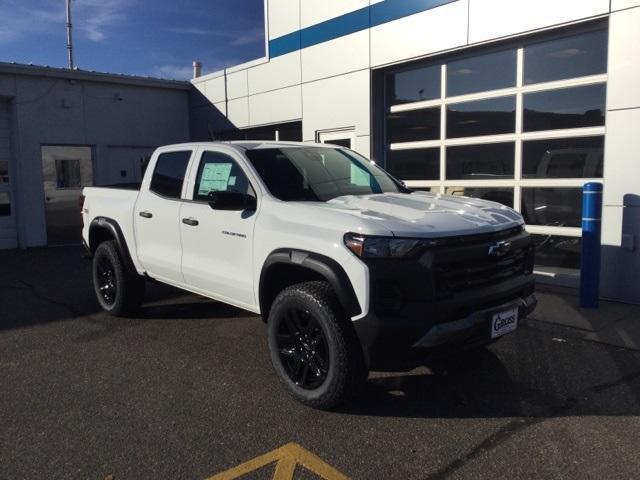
0, 0, 130, 44
148, 64, 194, 81
229, 27, 264, 46
0, 0, 63, 43
74, 0, 129, 42
164, 25, 264, 46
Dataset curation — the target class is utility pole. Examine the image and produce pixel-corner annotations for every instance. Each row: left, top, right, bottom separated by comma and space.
66, 0, 75, 69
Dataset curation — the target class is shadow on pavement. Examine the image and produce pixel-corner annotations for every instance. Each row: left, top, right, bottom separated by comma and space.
339, 337, 640, 419
0, 246, 254, 330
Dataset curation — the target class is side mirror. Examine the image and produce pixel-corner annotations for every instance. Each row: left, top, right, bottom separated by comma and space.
208, 191, 256, 211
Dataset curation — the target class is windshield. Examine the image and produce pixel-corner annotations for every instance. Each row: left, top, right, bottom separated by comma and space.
245, 147, 402, 201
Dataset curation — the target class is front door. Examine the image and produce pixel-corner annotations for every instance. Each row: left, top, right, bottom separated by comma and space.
41, 146, 93, 245
180, 148, 258, 309
318, 129, 355, 149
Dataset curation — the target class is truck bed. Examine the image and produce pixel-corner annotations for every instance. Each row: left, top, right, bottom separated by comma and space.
96, 182, 141, 191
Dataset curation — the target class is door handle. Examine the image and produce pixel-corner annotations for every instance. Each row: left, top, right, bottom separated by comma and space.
139, 211, 153, 218
182, 217, 199, 226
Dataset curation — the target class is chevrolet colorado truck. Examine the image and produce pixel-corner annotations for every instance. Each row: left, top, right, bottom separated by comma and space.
81, 141, 536, 409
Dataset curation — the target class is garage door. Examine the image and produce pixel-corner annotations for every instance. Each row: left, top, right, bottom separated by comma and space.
0, 99, 16, 249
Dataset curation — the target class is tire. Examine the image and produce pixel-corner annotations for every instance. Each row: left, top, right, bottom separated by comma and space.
92, 240, 145, 317
267, 281, 367, 410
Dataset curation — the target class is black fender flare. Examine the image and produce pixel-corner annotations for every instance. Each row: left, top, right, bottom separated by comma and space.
89, 217, 138, 274
259, 249, 362, 318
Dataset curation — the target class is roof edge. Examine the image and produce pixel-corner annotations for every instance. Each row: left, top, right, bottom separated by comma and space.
0, 62, 192, 90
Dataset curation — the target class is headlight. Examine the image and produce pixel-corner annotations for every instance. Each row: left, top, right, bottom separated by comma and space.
344, 233, 423, 258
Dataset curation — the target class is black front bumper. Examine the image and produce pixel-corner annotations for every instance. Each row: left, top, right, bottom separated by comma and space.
353, 276, 536, 371
352, 228, 537, 371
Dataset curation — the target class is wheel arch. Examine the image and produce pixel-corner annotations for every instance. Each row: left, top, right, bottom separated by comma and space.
259, 249, 361, 321
89, 217, 137, 274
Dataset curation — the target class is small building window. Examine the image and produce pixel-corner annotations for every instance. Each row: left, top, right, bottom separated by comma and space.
55, 159, 81, 189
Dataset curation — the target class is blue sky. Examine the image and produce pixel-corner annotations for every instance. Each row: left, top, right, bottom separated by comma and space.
0, 0, 266, 80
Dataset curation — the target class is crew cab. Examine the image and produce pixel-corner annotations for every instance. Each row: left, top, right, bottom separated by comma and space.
82, 141, 536, 409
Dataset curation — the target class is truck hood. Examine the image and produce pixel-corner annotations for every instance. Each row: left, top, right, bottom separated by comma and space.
322, 192, 524, 237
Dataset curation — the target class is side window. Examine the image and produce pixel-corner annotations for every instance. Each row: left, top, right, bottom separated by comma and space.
149, 151, 191, 199
193, 151, 253, 201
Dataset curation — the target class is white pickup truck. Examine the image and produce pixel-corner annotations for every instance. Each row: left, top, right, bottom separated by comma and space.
81, 141, 536, 409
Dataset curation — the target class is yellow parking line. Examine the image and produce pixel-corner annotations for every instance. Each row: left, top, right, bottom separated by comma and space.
206, 442, 349, 480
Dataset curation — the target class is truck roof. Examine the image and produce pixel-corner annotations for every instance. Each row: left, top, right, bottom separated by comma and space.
154, 140, 341, 153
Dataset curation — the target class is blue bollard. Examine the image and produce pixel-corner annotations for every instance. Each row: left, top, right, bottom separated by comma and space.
580, 182, 603, 308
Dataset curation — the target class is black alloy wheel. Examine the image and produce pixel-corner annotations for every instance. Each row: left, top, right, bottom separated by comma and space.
276, 308, 330, 390
96, 255, 117, 305
267, 281, 368, 409
92, 240, 145, 316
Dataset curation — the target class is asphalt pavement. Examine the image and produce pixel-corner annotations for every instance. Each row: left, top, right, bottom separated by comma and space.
1, 246, 639, 480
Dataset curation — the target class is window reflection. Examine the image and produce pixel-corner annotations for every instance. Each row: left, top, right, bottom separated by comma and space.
521, 187, 582, 227
411, 186, 441, 194
447, 96, 515, 138
387, 108, 440, 143
446, 143, 514, 180
445, 186, 514, 208
532, 234, 581, 269
525, 29, 607, 85
387, 148, 439, 180
522, 136, 603, 178
387, 64, 440, 105
447, 49, 517, 96
523, 84, 605, 132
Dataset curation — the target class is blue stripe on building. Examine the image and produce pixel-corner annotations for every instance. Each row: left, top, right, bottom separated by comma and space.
269, 0, 457, 58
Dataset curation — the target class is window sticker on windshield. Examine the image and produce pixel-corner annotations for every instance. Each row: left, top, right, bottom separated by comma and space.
198, 163, 232, 194
228, 175, 236, 187
351, 164, 370, 186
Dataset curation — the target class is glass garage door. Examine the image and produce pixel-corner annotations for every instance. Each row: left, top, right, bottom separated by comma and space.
382, 24, 607, 275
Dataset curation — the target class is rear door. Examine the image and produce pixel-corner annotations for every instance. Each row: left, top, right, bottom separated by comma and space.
134, 149, 193, 284
179, 147, 259, 309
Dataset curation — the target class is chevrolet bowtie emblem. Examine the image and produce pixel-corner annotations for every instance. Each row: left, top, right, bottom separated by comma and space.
488, 240, 512, 257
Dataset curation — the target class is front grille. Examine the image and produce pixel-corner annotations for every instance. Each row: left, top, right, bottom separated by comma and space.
431, 230, 533, 296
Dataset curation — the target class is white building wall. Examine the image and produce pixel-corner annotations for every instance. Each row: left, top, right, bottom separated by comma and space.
467, 0, 609, 44
599, 5, 640, 302
248, 52, 301, 95
302, 69, 370, 141
370, 1, 467, 67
